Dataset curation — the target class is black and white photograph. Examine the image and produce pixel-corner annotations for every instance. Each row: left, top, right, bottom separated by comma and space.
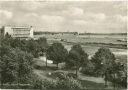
0, 0, 127, 89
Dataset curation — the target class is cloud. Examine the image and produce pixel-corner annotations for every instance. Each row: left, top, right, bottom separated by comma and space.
40, 15, 65, 32
114, 15, 127, 23
0, 9, 13, 25
0, 1, 126, 33
62, 7, 84, 17
84, 12, 106, 22
7, 12, 40, 27
73, 20, 87, 25
62, 6, 106, 22
25, 13, 39, 17
0, 9, 13, 19
20, 1, 43, 11
41, 15, 64, 24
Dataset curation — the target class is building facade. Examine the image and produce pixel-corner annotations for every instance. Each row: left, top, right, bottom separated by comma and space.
1, 26, 33, 38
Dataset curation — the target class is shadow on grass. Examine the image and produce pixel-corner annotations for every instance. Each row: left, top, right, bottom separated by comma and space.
79, 79, 106, 89
80, 79, 127, 90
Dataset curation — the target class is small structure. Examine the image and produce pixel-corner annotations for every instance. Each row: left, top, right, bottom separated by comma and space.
39, 56, 53, 64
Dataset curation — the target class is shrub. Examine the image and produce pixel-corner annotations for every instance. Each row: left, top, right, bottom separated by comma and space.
67, 73, 77, 78
31, 71, 85, 89
50, 70, 85, 89
50, 70, 68, 80
56, 77, 84, 89
32, 79, 45, 89
31, 74, 45, 89
42, 79, 57, 89
80, 61, 95, 76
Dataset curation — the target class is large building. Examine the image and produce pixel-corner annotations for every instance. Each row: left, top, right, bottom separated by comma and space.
0, 26, 33, 38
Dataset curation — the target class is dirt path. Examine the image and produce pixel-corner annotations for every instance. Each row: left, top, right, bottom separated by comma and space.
34, 69, 53, 81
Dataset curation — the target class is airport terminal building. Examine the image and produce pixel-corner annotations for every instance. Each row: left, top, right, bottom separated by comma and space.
0, 26, 34, 39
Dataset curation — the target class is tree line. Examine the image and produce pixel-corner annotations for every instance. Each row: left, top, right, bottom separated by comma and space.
0, 33, 48, 88
0, 33, 127, 89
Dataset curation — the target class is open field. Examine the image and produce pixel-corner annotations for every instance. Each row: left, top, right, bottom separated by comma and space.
64, 45, 127, 63
34, 34, 127, 63
34, 34, 127, 45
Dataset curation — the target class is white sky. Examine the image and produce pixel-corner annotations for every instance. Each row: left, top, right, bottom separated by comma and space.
0, 1, 127, 33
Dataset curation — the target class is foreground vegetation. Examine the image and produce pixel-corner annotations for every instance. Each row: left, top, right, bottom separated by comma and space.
0, 33, 127, 89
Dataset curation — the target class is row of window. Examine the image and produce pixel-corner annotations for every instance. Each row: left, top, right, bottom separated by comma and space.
13, 30, 30, 32
12, 28, 30, 29
13, 32, 30, 34
13, 29, 30, 31
13, 33, 30, 35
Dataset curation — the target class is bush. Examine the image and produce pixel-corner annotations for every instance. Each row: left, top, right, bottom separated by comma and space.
67, 73, 77, 78
50, 70, 68, 80
80, 61, 95, 76
30, 74, 45, 89
30, 70, 85, 89
32, 76, 84, 89
31, 71, 85, 89
56, 77, 84, 89
42, 79, 57, 89
50, 70, 85, 89
32, 79, 45, 89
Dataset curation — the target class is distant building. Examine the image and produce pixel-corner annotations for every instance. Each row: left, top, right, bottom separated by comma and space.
0, 26, 33, 39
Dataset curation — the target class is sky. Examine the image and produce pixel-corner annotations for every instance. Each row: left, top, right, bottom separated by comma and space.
0, 1, 127, 33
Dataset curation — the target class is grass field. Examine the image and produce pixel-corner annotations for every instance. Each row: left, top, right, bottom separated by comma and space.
63, 44, 127, 63
34, 34, 127, 45
34, 34, 127, 63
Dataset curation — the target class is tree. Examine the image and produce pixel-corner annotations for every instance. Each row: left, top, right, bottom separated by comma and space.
80, 60, 95, 76
25, 39, 40, 58
0, 47, 34, 85
15, 48, 34, 84
37, 37, 48, 67
91, 47, 116, 86
0, 35, 34, 88
37, 37, 48, 54
0, 46, 17, 84
1, 33, 13, 46
47, 42, 68, 68
109, 62, 127, 88
10, 38, 22, 48
67, 44, 88, 77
